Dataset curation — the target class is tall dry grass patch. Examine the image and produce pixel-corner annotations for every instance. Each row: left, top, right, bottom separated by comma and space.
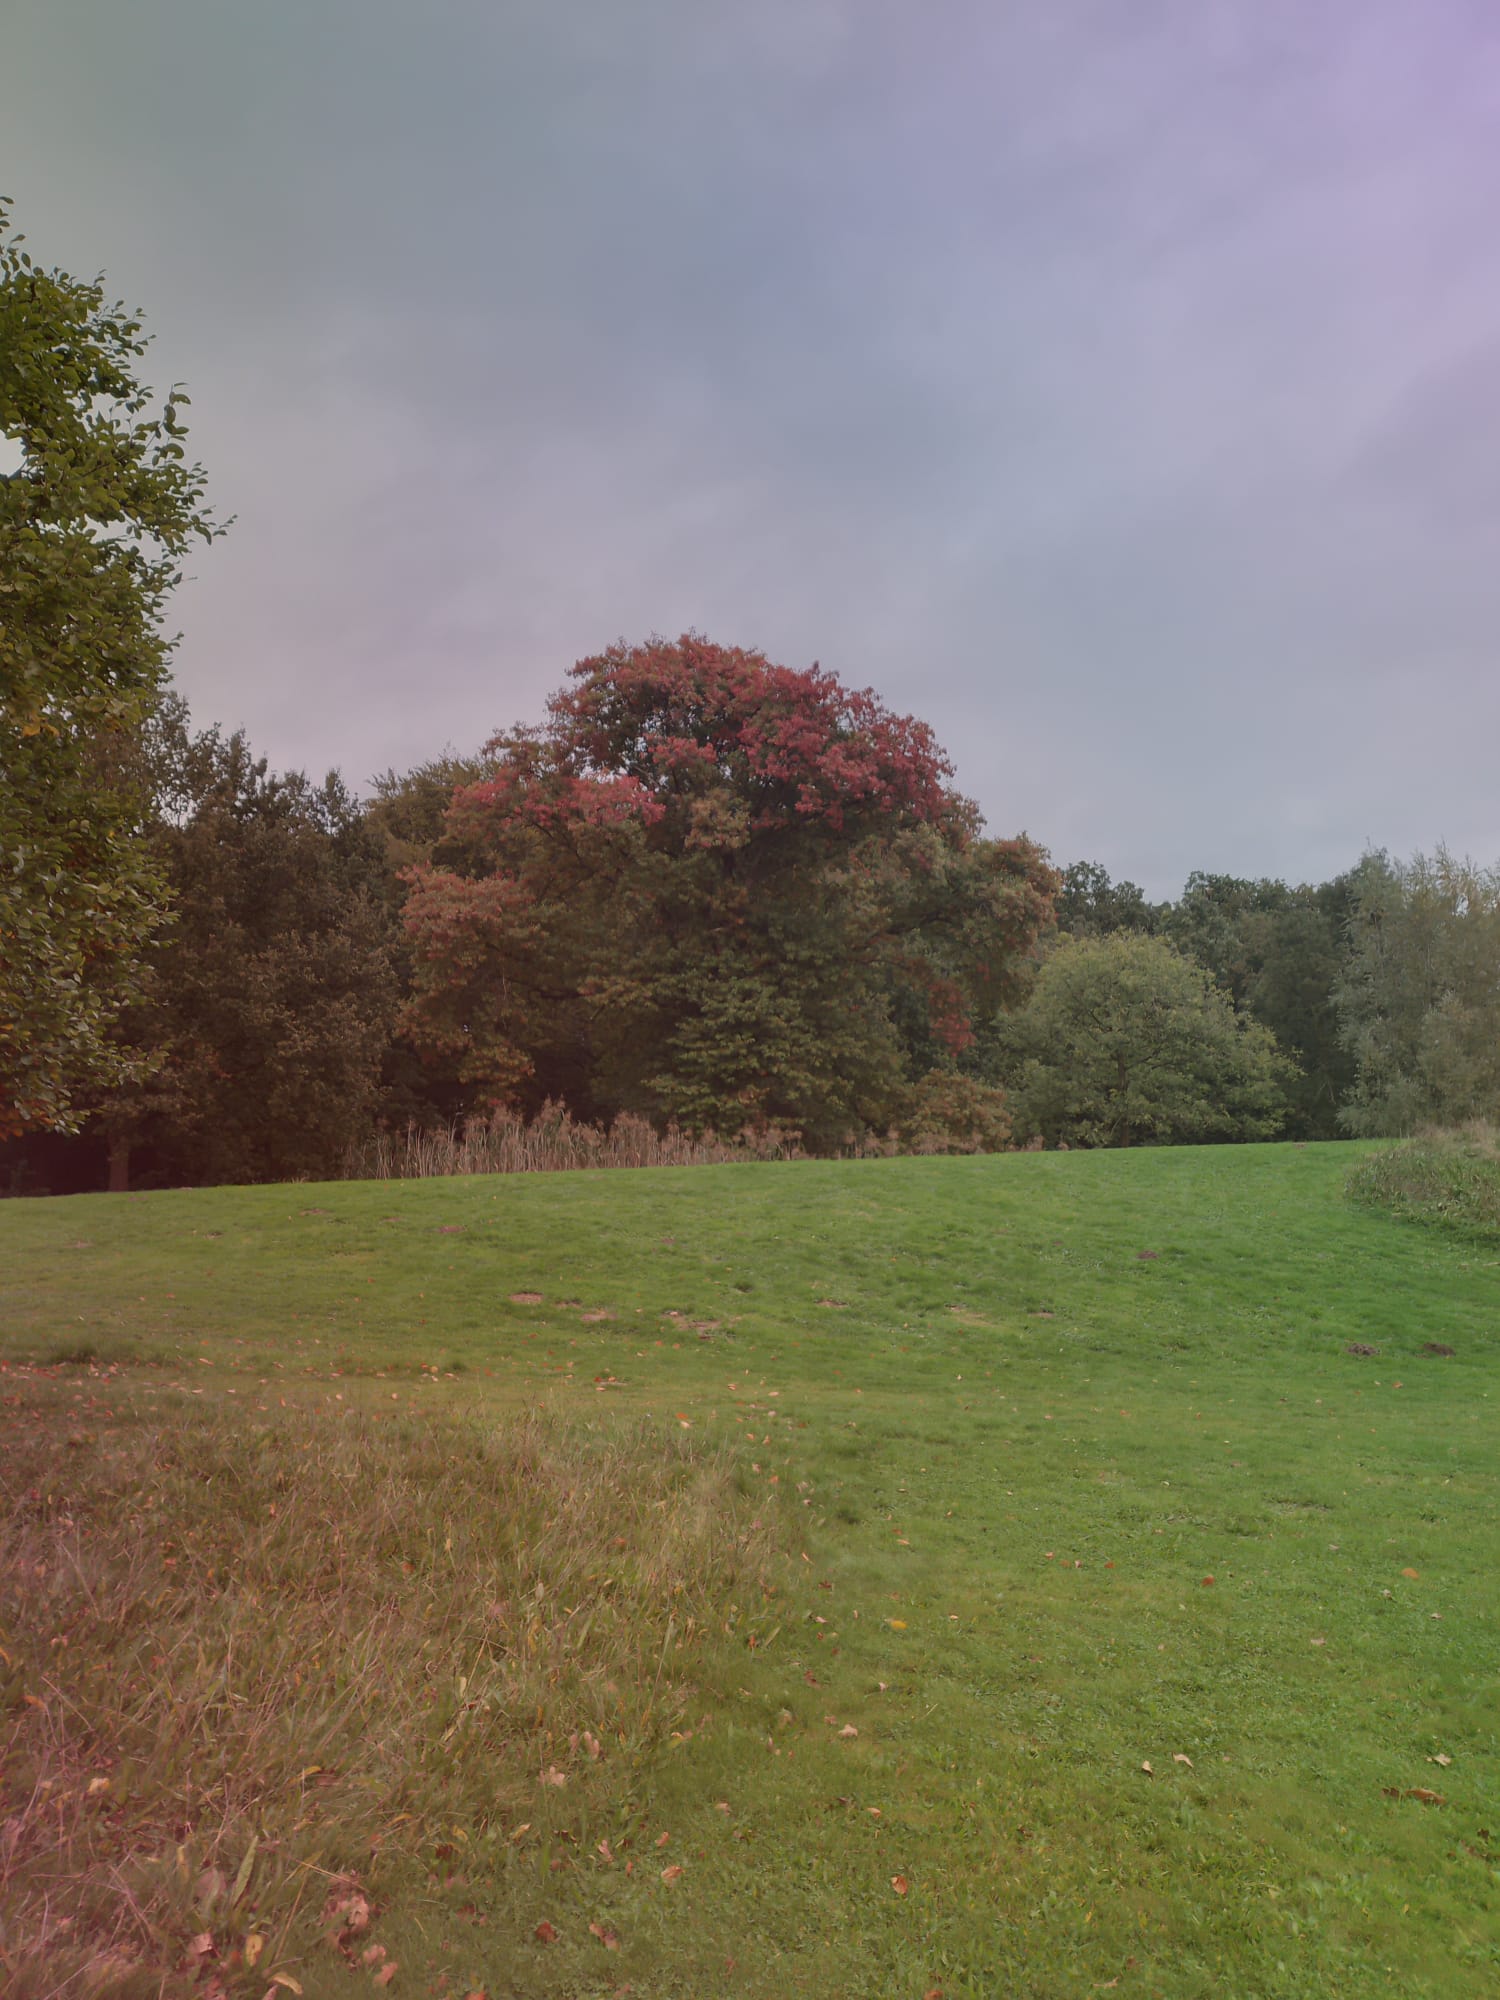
345, 1102, 807, 1180
0, 1377, 788, 1995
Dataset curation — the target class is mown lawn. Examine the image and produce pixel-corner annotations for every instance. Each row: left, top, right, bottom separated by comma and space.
2, 1142, 1496, 1998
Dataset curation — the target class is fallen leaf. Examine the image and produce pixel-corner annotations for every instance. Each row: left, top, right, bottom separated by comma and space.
270, 1980, 303, 1996
324, 1882, 371, 1939
1173, 1754, 1193, 1768
187, 1933, 215, 1962
891, 1875, 910, 1896
583, 1730, 602, 1759
373, 1964, 398, 1988
534, 1921, 559, 1943
245, 1935, 265, 1969
1310, 1636, 1326, 1646
839, 1724, 859, 1739
1140, 1762, 1154, 1776
1401, 1567, 1421, 1580
661, 1864, 684, 1883
1431, 1753, 1453, 1767
361, 1945, 386, 1966
196, 1865, 228, 1912
888, 1618, 907, 1630
1201, 1576, 1215, 1587
540, 1766, 568, 1788
655, 1831, 670, 1848
589, 1921, 621, 1948
86, 1775, 110, 1796
597, 1838, 615, 1863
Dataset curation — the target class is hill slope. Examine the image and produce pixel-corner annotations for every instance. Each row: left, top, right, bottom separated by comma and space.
2, 1143, 1495, 1997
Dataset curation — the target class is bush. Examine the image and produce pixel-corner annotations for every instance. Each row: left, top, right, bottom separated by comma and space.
1346, 1122, 1500, 1238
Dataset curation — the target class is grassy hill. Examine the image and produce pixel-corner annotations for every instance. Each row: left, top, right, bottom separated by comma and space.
2, 1143, 1496, 1997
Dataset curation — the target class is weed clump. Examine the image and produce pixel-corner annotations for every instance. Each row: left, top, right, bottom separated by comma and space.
1346, 1122, 1500, 1239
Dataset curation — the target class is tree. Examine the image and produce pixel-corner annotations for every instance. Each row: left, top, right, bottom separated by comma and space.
0, 200, 222, 1136
1234, 877, 1358, 1138
90, 704, 400, 1187
1335, 847, 1500, 1136
403, 635, 1056, 1149
996, 933, 1295, 1148
1155, 870, 1360, 1138
1054, 860, 1160, 939
363, 750, 497, 902
1162, 872, 1292, 1007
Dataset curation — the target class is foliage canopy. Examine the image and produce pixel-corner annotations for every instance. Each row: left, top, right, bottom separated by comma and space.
1336, 847, 1500, 1135
0, 199, 221, 1135
403, 635, 1056, 1148
93, 702, 399, 1186
998, 931, 1294, 1148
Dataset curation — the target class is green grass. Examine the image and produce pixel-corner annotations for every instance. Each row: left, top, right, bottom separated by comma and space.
2, 1142, 1497, 1998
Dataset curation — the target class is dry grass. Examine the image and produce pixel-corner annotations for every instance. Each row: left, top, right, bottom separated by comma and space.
1418, 1115, 1500, 1157
345, 1101, 807, 1179
0, 1374, 788, 1996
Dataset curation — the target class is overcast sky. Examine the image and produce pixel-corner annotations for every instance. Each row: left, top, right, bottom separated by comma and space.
6, 0, 1498, 897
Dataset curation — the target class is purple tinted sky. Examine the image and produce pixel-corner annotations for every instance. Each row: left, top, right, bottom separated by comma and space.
6, 0, 1499, 896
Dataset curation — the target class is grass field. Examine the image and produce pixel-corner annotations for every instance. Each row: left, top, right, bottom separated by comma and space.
2, 1142, 1496, 1998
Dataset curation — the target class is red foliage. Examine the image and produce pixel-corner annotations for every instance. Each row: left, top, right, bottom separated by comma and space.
462, 634, 963, 844
400, 634, 1058, 1146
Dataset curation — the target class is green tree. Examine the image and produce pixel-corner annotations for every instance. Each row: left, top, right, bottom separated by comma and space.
1235, 877, 1358, 1138
1162, 872, 1292, 1006
92, 705, 399, 1187
997, 932, 1294, 1148
1054, 860, 1160, 939
0, 200, 222, 1136
1336, 847, 1500, 1136
403, 635, 1056, 1150
1157, 870, 1360, 1138
363, 751, 497, 898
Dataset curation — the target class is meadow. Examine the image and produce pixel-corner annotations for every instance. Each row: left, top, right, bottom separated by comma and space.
2, 1141, 1496, 1999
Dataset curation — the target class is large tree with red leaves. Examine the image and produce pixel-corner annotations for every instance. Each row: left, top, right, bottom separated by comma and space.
402, 636, 1055, 1149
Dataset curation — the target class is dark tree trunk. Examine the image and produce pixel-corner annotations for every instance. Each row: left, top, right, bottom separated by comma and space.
108, 1139, 130, 1193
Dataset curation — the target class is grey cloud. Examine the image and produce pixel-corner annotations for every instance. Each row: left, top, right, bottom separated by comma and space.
5, 0, 1499, 896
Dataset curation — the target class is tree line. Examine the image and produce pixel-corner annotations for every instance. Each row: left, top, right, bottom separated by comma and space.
5, 201, 1498, 1190
9, 667, 1495, 1192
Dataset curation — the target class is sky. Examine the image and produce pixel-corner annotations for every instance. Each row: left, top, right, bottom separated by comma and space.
5, 0, 1499, 899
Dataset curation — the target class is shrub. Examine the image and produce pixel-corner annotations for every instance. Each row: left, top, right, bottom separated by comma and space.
1346, 1122, 1500, 1237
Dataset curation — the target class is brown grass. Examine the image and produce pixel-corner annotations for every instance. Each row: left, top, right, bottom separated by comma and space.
0, 1373, 788, 1996
345, 1102, 807, 1179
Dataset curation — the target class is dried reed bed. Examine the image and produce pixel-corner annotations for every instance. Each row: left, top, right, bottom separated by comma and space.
346, 1102, 807, 1180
